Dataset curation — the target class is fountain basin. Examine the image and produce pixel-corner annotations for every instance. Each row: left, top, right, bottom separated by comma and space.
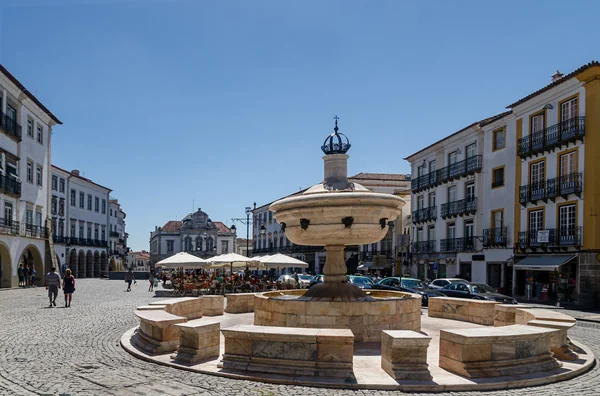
253, 290, 422, 342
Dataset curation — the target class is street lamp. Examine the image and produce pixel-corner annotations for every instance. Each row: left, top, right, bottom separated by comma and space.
231, 206, 258, 257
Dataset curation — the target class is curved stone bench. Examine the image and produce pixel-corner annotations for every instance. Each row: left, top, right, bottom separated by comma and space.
515, 308, 576, 326
203, 295, 224, 316
171, 317, 221, 364
428, 297, 500, 325
131, 310, 187, 354
381, 330, 432, 380
439, 324, 561, 378
149, 297, 203, 320
225, 293, 256, 313
494, 304, 534, 327
136, 305, 167, 311
219, 324, 354, 379
527, 319, 578, 361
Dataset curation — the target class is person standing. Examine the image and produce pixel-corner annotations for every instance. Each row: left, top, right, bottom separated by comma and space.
23, 265, 30, 287
124, 269, 135, 292
45, 266, 61, 307
17, 264, 24, 287
148, 270, 154, 292
63, 269, 75, 307
30, 266, 36, 287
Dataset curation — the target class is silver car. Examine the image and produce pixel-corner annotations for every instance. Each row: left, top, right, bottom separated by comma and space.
428, 278, 467, 290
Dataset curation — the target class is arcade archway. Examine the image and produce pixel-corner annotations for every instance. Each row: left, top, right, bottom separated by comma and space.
0, 242, 12, 288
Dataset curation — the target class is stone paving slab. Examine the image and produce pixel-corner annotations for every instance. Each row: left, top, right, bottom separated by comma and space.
0, 280, 599, 396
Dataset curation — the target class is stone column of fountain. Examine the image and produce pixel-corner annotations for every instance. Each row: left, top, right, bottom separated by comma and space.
270, 118, 405, 300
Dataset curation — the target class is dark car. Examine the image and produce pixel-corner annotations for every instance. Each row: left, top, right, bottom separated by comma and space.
308, 274, 324, 288
371, 277, 446, 306
347, 275, 374, 289
441, 282, 517, 304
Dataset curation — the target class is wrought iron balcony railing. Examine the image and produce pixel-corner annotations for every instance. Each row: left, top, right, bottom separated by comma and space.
440, 237, 477, 252
23, 224, 48, 239
517, 117, 585, 158
519, 173, 583, 205
441, 198, 477, 218
0, 174, 21, 196
411, 155, 483, 192
518, 226, 582, 249
0, 112, 22, 141
412, 206, 437, 224
0, 219, 20, 236
440, 238, 457, 252
109, 231, 120, 238
411, 240, 436, 253
482, 227, 507, 247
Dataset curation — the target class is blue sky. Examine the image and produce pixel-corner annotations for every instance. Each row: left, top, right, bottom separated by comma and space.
1, 0, 599, 250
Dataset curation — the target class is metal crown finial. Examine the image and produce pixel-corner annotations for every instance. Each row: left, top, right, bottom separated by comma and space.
321, 115, 351, 155
333, 115, 339, 132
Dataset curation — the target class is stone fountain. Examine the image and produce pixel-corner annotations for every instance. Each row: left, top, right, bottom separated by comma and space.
270, 118, 405, 299
254, 119, 421, 341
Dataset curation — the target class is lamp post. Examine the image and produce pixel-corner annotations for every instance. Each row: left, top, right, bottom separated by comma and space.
231, 206, 266, 257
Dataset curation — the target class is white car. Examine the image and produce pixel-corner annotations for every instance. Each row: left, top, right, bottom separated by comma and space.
297, 274, 313, 289
428, 278, 467, 290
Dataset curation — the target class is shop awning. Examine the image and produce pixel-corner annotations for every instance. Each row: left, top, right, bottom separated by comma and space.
514, 254, 576, 271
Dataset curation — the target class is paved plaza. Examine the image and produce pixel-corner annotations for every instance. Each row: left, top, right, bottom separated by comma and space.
0, 280, 599, 396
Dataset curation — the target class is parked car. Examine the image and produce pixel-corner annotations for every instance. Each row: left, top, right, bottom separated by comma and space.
276, 275, 298, 287
309, 274, 324, 288
428, 278, 467, 290
371, 277, 446, 306
347, 275, 374, 289
297, 274, 313, 289
440, 282, 517, 304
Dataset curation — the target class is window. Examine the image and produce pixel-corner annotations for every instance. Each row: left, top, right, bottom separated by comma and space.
464, 220, 474, 248
59, 199, 65, 216
492, 167, 505, 188
167, 240, 174, 254
27, 161, 33, 183
71, 189, 76, 206
222, 241, 229, 253
447, 185, 457, 202
531, 113, 545, 134
36, 165, 42, 186
466, 143, 476, 158
27, 119, 33, 137
428, 192, 436, 208
417, 195, 424, 210
79, 192, 85, 208
529, 209, 544, 235
87, 225, 92, 239
428, 225, 435, 241
4, 202, 13, 224
51, 197, 57, 214
35, 212, 42, 227
417, 164, 425, 177
110, 209, 113, 216
447, 222, 456, 239
101, 199, 106, 214
493, 128, 505, 151
466, 182, 475, 201
559, 151, 576, 177
560, 97, 578, 123
58, 221, 64, 237
36, 125, 43, 144
416, 227, 423, 242
26, 210, 33, 226
448, 151, 457, 165
87, 194, 92, 210
95, 197, 99, 212
492, 209, 504, 229
558, 204, 577, 244
52, 175, 58, 190
70, 223, 76, 238
429, 160, 436, 172
529, 160, 545, 199
268, 212, 273, 224
59, 178, 65, 193
79, 224, 84, 238
5, 160, 17, 177
94, 226, 99, 240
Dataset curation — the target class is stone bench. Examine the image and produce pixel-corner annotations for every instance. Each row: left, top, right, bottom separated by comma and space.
171, 317, 221, 364
132, 310, 187, 354
494, 304, 533, 327
381, 330, 432, 380
429, 297, 500, 325
219, 325, 354, 378
439, 324, 561, 378
527, 319, 578, 361
203, 295, 224, 316
136, 305, 166, 311
225, 293, 256, 313
149, 297, 203, 319
515, 308, 576, 326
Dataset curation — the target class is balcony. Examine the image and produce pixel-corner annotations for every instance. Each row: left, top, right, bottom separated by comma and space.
109, 231, 119, 238
518, 226, 582, 250
23, 224, 48, 239
0, 112, 22, 141
411, 155, 482, 193
53, 235, 66, 244
0, 174, 21, 197
412, 206, 437, 224
517, 117, 585, 159
482, 227, 507, 247
440, 237, 477, 252
441, 198, 477, 219
0, 219, 20, 236
519, 173, 583, 206
411, 240, 436, 253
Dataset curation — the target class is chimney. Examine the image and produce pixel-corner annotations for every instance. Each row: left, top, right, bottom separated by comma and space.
71, 169, 80, 176
552, 70, 564, 83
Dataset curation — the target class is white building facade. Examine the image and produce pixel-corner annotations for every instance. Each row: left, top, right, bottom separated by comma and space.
108, 199, 127, 271
0, 64, 62, 288
51, 166, 111, 279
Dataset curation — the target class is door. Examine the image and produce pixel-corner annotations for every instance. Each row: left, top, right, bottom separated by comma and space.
416, 227, 423, 242
448, 186, 457, 202
417, 195, 424, 210
448, 151, 457, 165
428, 192, 436, 208
429, 160, 436, 172
558, 204, 577, 245
529, 210, 544, 246
447, 223, 456, 250
531, 113, 545, 149
428, 226, 435, 251
494, 210, 504, 244
561, 98, 578, 136
466, 143, 476, 158
559, 151, 577, 194
464, 220, 474, 249
530, 161, 545, 199
466, 182, 475, 210
3, 203, 12, 226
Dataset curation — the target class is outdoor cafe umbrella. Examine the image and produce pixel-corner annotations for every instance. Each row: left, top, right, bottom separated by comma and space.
260, 253, 309, 269
156, 252, 207, 269
205, 253, 262, 272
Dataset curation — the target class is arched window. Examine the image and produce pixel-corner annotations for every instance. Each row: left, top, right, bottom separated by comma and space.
279, 236, 284, 249
183, 237, 192, 252
207, 237, 214, 252
195, 237, 202, 251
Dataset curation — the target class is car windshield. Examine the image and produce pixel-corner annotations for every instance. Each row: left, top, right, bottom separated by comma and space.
471, 283, 496, 293
401, 279, 427, 289
350, 277, 373, 285
299, 275, 312, 280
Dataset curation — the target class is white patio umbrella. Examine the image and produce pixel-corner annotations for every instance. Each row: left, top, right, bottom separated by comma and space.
205, 253, 262, 272
261, 253, 309, 269
156, 252, 207, 269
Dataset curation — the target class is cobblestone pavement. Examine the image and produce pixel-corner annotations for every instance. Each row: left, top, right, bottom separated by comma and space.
0, 280, 599, 396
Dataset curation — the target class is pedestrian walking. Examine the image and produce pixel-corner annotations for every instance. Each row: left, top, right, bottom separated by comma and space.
45, 266, 61, 307
30, 266, 36, 287
124, 269, 136, 292
63, 269, 75, 307
148, 270, 154, 292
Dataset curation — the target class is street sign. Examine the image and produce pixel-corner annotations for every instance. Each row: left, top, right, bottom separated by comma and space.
433, 263, 438, 271
537, 230, 550, 243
